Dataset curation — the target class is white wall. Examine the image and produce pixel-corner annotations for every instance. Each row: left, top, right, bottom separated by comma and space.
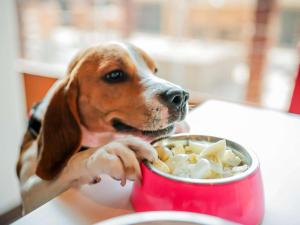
0, 0, 26, 214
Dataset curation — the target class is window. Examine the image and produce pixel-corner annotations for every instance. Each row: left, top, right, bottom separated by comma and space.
18, 0, 300, 110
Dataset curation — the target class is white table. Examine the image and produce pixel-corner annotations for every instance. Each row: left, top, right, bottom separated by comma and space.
13, 100, 300, 225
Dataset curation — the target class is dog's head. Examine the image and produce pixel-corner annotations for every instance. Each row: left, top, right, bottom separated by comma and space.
36, 42, 189, 180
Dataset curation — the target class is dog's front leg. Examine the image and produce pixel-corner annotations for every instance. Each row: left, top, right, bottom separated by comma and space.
20, 136, 157, 213
19, 140, 76, 214
65, 136, 158, 187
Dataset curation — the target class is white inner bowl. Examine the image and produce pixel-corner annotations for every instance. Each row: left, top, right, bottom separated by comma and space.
146, 134, 259, 184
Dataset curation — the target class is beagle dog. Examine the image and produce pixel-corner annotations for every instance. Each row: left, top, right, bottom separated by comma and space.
16, 42, 189, 213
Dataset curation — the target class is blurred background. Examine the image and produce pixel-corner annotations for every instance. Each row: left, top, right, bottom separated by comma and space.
0, 0, 299, 222
17, 0, 300, 109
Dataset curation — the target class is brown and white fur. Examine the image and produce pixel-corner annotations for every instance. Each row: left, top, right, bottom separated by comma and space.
16, 42, 189, 213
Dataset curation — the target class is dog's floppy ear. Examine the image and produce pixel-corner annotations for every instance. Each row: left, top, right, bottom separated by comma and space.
36, 75, 82, 180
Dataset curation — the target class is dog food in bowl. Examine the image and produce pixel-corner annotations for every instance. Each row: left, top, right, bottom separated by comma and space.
152, 139, 248, 179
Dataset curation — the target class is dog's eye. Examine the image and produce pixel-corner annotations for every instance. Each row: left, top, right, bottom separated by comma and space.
103, 70, 127, 83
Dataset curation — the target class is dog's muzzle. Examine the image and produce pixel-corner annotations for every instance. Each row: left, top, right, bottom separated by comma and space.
160, 88, 189, 122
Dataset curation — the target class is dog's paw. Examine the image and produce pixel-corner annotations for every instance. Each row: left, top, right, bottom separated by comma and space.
86, 136, 157, 186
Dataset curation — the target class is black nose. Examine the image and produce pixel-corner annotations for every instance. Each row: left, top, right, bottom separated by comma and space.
160, 89, 189, 110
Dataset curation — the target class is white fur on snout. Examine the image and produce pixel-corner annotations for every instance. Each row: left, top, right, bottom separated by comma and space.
117, 42, 179, 130
142, 86, 169, 130
141, 73, 184, 130
149, 99, 169, 129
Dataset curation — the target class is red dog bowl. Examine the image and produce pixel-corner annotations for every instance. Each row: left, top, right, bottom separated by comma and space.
131, 134, 264, 225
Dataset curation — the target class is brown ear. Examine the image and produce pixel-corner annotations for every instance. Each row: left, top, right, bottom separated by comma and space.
36, 77, 82, 180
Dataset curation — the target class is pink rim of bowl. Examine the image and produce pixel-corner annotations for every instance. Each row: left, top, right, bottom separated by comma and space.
131, 134, 265, 225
